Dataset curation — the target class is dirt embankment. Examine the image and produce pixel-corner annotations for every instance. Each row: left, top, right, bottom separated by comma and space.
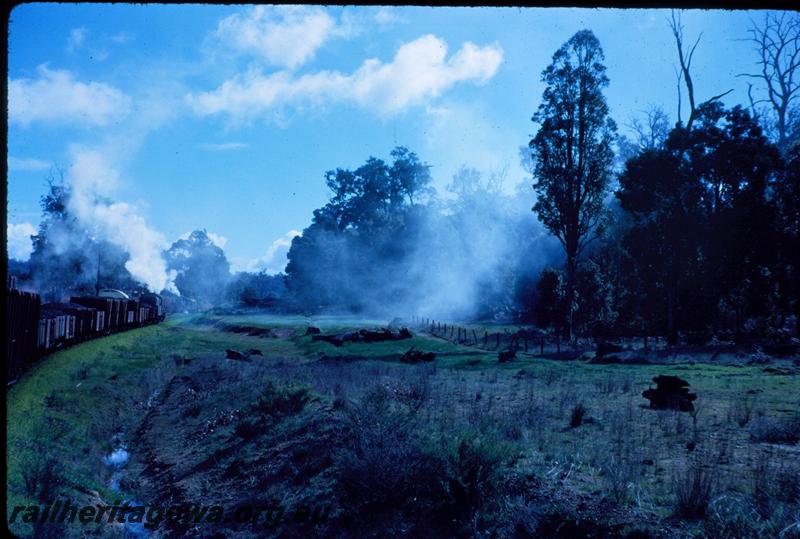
127, 356, 339, 538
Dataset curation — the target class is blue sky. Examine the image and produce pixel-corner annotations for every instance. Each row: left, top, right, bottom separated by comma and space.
7, 4, 773, 284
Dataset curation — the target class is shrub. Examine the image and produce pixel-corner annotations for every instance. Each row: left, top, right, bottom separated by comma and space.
603, 454, 638, 504
332, 383, 348, 410
439, 434, 513, 521
335, 385, 437, 512
569, 403, 587, 428
251, 382, 311, 418
335, 385, 515, 531
703, 492, 800, 539
79, 366, 89, 379
533, 506, 618, 538
732, 396, 756, 427
752, 458, 800, 519
500, 496, 542, 537
672, 460, 714, 520
234, 417, 263, 440
774, 466, 800, 504
388, 374, 430, 414
182, 403, 202, 418
21, 451, 64, 502
44, 391, 63, 410
503, 423, 523, 441
749, 416, 800, 445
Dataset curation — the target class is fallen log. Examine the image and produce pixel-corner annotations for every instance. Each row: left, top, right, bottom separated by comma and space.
312, 327, 413, 347
401, 348, 436, 364
225, 349, 249, 361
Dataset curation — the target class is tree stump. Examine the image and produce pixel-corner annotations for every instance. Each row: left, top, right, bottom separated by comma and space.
642, 375, 697, 412
498, 349, 516, 363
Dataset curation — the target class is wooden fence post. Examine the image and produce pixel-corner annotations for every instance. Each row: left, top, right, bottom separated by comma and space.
472, 329, 478, 345
484, 331, 488, 347
495, 333, 500, 348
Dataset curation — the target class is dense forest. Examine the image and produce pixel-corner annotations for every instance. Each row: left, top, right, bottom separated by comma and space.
11, 16, 800, 346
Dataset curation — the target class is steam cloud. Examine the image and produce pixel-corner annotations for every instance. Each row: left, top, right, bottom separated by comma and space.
235, 230, 301, 274
287, 171, 560, 321
7, 222, 37, 260
397, 187, 558, 320
67, 148, 177, 293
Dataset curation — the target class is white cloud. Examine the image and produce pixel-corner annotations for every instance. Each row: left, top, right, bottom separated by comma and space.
8, 156, 51, 171
200, 142, 249, 152
233, 230, 301, 274
349, 36, 503, 113
110, 31, 133, 44
9, 65, 132, 127
7, 222, 37, 261
374, 7, 402, 27
213, 5, 336, 70
636, 13, 658, 31
67, 27, 86, 52
187, 35, 503, 121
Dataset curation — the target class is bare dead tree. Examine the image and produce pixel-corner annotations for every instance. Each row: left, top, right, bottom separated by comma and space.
668, 10, 733, 130
674, 65, 683, 126
746, 81, 761, 119
738, 12, 800, 150
486, 162, 509, 193
628, 105, 670, 150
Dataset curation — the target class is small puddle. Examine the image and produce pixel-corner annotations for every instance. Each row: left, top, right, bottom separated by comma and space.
103, 432, 148, 538
104, 447, 130, 466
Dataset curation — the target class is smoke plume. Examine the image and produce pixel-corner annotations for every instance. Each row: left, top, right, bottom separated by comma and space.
66, 148, 177, 293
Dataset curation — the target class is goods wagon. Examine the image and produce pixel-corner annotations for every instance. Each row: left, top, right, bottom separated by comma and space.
6, 282, 164, 384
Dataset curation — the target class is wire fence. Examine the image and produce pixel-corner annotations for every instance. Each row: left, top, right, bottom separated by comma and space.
408, 314, 575, 356
407, 315, 664, 356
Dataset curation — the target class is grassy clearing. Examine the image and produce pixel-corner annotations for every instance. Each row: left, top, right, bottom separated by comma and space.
6, 314, 800, 538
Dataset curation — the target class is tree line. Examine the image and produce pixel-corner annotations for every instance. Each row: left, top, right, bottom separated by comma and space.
528, 15, 799, 344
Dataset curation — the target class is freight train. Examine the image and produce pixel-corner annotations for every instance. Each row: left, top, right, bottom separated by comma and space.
6, 277, 164, 384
